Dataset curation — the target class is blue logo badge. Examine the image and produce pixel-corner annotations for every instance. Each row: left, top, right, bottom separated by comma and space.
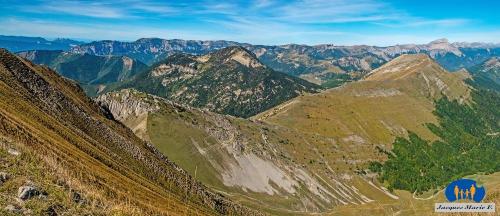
444, 179, 485, 203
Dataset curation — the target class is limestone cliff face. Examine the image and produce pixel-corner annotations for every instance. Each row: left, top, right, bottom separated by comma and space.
96, 89, 161, 122
96, 89, 163, 140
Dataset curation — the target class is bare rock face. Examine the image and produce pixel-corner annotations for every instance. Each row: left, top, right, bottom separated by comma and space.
96, 89, 161, 122
427, 38, 463, 57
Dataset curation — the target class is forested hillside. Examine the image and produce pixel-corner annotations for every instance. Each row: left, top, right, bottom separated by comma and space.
371, 80, 500, 193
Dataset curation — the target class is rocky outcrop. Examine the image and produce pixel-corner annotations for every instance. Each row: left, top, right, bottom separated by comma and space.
18, 185, 41, 201
96, 89, 161, 122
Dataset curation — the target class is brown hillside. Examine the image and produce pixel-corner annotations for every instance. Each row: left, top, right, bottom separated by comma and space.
0, 48, 260, 215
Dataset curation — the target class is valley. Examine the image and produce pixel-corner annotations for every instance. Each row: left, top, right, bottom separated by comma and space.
95, 53, 498, 215
1, 35, 499, 215
1, 0, 499, 214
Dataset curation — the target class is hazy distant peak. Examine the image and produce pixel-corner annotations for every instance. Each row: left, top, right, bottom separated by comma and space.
428, 38, 450, 44
426, 38, 462, 57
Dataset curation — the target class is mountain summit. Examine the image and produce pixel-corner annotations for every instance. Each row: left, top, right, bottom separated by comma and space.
210, 46, 264, 68
110, 46, 321, 117
365, 54, 470, 99
427, 38, 462, 57
365, 54, 434, 81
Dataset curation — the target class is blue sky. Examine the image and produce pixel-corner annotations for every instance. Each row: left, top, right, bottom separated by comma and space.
0, 0, 498, 45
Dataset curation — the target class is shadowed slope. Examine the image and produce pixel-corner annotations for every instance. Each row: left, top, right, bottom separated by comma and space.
17, 50, 148, 96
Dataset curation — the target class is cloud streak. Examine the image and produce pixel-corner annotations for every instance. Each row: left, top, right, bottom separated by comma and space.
0, 0, 496, 45
22, 1, 127, 18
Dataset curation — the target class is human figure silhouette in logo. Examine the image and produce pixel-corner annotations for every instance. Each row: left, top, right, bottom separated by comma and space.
460, 189, 464, 200
465, 189, 470, 200
454, 185, 459, 200
470, 184, 476, 200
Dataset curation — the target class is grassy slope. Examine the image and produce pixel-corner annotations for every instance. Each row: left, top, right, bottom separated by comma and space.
255, 54, 469, 153
0, 49, 258, 215
248, 54, 490, 214
0, 137, 112, 215
99, 89, 389, 214
99, 54, 498, 215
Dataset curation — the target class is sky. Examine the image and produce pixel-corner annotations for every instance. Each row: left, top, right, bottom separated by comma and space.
0, 0, 499, 46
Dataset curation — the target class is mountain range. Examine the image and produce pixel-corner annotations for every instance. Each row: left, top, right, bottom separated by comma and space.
0, 35, 84, 52
67, 37, 500, 87
3, 35, 499, 89
95, 53, 499, 214
0, 35, 499, 215
16, 50, 147, 96
106, 46, 321, 118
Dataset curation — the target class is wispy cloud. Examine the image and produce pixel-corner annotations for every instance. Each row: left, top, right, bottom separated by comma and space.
19, 0, 182, 18
0, 18, 228, 41
272, 0, 394, 23
373, 18, 470, 28
27, 1, 126, 18
1, 0, 494, 45
130, 2, 176, 14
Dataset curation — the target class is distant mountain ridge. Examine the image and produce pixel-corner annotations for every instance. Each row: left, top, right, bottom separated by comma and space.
70, 37, 500, 86
4, 35, 499, 88
468, 57, 500, 91
16, 50, 148, 96
108, 46, 321, 118
0, 35, 84, 52
70, 38, 247, 65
